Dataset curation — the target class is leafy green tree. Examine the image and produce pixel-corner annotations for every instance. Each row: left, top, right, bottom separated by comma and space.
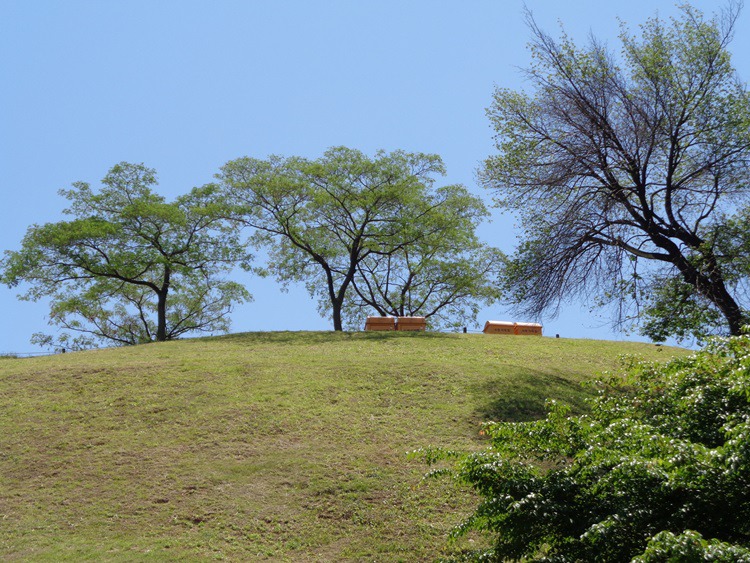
480, 3, 750, 340
344, 184, 504, 330
418, 333, 750, 561
1, 162, 250, 349
220, 147, 496, 331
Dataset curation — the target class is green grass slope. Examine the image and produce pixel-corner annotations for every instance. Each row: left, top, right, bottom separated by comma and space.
0, 331, 686, 561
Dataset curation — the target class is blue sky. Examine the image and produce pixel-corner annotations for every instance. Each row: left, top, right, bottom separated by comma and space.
1, 0, 746, 353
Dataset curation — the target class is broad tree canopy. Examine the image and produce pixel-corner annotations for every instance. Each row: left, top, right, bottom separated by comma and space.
481, 3, 750, 340
1, 163, 250, 349
220, 146, 499, 330
345, 183, 504, 330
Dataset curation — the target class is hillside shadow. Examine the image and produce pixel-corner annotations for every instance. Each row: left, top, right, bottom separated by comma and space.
472, 368, 595, 423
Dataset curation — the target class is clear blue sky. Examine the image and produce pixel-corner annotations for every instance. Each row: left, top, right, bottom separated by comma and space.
1, 0, 746, 353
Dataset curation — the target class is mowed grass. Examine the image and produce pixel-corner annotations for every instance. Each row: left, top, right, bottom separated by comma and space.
0, 331, 686, 561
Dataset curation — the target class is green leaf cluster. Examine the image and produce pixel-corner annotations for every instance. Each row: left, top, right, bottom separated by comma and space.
420, 332, 750, 561
1, 163, 251, 348
220, 147, 502, 331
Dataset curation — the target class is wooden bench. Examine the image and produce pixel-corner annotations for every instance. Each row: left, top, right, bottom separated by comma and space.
364, 316, 397, 331
514, 322, 543, 336
396, 316, 426, 331
483, 320, 516, 335
483, 321, 543, 336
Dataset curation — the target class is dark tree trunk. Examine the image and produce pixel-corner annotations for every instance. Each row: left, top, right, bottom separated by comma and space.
715, 292, 747, 336
332, 303, 343, 331
326, 256, 358, 332
156, 267, 171, 341
673, 252, 747, 336
700, 278, 746, 336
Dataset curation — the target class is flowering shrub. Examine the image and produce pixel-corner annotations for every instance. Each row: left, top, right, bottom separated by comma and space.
634, 530, 750, 562
419, 334, 750, 561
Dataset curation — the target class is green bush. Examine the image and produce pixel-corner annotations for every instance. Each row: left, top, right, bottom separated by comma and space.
634, 531, 750, 562
418, 335, 750, 561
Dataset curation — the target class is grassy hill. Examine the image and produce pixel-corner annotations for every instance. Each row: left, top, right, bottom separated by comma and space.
0, 331, 686, 561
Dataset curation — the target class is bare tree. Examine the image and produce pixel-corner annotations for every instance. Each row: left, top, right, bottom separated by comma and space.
481, 2, 750, 339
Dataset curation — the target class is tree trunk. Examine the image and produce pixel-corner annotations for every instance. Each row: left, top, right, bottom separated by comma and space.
704, 279, 747, 336
332, 303, 343, 331
156, 267, 171, 341
674, 254, 746, 336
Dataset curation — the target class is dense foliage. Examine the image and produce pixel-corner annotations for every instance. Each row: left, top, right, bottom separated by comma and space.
419, 333, 750, 561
